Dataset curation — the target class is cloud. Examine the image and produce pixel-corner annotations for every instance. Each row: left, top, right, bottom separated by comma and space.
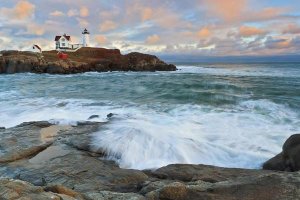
146, 34, 160, 44
203, 0, 247, 22
202, 0, 288, 24
76, 18, 89, 28
197, 27, 212, 38
245, 7, 287, 22
67, 9, 79, 17
99, 20, 118, 32
141, 7, 154, 21
123, 1, 191, 29
282, 24, 300, 34
95, 35, 108, 45
0, 0, 35, 20
239, 26, 266, 37
50, 10, 65, 17
265, 37, 292, 49
80, 6, 89, 17
0, 0, 300, 56
26, 24, 45, 36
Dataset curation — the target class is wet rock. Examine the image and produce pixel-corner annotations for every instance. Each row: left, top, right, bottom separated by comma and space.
263, 134, 300, 171
0, 121, 148, 194
139, 180, 174, 195
85, 191, 146, 200
143, 171, 300, 200
107, 113, 114, 118
0, 178, 74, 200
0, 127, 5, 130
263, 152, 286, 171
88, 115, 99, 120
151, 164, 269, 183
0, 122, 54, 163
44, 185, 85, 200
184, 173, 300, 200
158, 182, 187, 200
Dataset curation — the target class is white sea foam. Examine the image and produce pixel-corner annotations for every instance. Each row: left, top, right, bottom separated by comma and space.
0, 95, 299, 170
91, 99, 300, 170
175, 65, 300, 77
0, 98, 111, 127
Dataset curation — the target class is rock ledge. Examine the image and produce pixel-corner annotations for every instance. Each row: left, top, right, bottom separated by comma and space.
0, 48, 177, 74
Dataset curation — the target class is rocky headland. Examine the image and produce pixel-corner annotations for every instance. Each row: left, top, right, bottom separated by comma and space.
1, 120, 300, 199
0, 48, 176, 74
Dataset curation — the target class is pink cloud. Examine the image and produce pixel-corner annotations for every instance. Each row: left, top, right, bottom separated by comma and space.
265, 37, 293, 49
246, 7, 286, 22
239, 26, 266, 37
1, 0, 35, 20
80, 6, 89, 17
99, 20, 118, 32
50, 10, 65, 17
141, 7, 154, 21
282, 24, 300, 34
95, 35, 108, 45
146, 34, 160, 44
197, 27, 212, 38
203, 0, 247, 22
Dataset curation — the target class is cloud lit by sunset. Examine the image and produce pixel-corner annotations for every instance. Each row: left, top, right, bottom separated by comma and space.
0, 0, 300, 57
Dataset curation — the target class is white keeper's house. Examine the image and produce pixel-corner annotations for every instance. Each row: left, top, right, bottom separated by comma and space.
54, 28, 90, 52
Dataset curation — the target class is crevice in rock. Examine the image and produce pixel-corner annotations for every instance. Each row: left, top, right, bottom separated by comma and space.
44, 185, 85, 200
0, 142, 53, 163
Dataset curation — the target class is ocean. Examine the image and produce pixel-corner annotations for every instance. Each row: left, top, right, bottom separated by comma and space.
0, 63, 300, 170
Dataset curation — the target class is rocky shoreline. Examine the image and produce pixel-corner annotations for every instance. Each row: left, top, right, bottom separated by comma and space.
0, 120, 300, 199
0, 48, 177, 74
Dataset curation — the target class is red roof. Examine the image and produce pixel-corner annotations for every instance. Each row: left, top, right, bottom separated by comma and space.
54, 34, 71, 41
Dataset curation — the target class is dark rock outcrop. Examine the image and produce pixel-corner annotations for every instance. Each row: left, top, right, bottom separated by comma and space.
1, 122, 300, 199
87, 115, 100, 120
107, 113, 114, 118
263, 134, 300, 172
0, 48, 176, 74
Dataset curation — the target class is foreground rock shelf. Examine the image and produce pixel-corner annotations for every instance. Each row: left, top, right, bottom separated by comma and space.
0, 47, 177, 74
0, 121, 300, 200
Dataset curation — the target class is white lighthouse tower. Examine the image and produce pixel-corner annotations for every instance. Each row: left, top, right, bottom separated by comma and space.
82, 28, 90, 47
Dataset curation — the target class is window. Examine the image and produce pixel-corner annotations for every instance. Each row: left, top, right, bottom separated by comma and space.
61, 38, 65, 42
62, 43, 65, 47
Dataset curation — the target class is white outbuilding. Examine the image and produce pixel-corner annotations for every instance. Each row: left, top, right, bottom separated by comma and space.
54, 34, 71, 50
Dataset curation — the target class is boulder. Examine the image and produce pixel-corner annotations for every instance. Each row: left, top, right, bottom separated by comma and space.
158, 182, 187, 200
0, 178, 76, 200
107, 113, 114, 118
88, 115, 100, 120
151, 164, 269, 182
263, 134, 300, 171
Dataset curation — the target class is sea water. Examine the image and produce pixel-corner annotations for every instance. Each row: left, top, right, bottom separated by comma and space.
0, 63, 299, 170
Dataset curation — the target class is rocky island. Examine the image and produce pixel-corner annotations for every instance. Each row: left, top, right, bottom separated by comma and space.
0, 47, 176, 74
0, 120, 300, 200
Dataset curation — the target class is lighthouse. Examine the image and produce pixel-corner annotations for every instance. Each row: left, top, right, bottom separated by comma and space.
82, 28, 90, 47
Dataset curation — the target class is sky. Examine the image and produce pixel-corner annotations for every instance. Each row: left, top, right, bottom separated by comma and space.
1, 0, 300, 58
